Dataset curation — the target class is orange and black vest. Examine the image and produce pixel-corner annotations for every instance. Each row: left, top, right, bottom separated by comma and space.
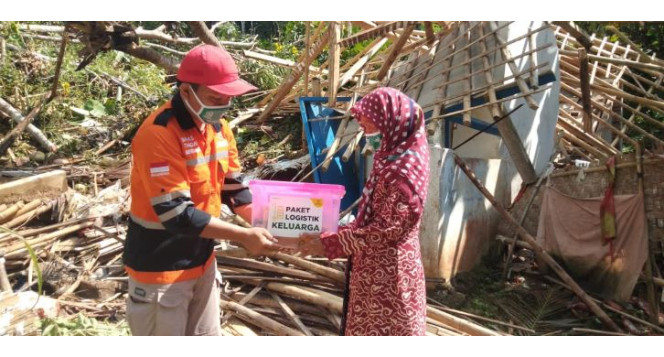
124, 92, 246, 284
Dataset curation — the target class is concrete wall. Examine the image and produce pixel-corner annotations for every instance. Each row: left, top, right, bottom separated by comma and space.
420, 147, 513, 280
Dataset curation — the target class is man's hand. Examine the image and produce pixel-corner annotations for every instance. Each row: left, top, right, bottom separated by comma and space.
297, 233, 325, 256
241, 227, 279, 256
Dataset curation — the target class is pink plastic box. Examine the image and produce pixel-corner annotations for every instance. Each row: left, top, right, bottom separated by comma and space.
249, 180, 346, 241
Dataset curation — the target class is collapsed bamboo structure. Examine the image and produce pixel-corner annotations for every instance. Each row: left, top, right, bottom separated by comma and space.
2, 21, 664, 336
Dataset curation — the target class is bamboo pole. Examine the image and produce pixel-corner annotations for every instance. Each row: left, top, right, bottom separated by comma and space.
341, 131, 364, 163
429, 301, 535, 333
5, 221, 94, 258
3, 201, 53, 229
452, 154, 622, 332
218, 256, 333, 283
561, 130, 608, 159
321, 116, 349, 173
269, 291, 314, 336
268, 252, 345, 283
0, 251, 11, 292
0, 201, 23, 224
557, 107, 620, 155
14, 199, 41, 217
231, 292, 326, 316
260, 282, 344, 314
0, 217, 92, 241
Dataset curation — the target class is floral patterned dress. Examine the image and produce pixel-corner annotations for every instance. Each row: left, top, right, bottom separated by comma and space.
320, 179, 427, 336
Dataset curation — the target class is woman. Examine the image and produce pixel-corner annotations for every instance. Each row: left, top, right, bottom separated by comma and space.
299, 87, 430, 336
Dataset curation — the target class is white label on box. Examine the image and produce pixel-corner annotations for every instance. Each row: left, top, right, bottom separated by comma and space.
267, 195, 324, 238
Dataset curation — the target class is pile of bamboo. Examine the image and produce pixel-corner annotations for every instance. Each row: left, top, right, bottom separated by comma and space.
216, 249, 503, 336
0, 189, 128, 299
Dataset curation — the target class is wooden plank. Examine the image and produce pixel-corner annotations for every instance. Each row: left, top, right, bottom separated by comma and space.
376, 23, 416, 80
424, 22, 435, 45
302, 21, 311, 97
327, 22, 342, 106
243, 50, 327, 75
577, 48, 593, 133
0, 170, 66, 204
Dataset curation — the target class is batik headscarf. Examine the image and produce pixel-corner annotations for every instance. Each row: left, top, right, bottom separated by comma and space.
350, 87, 430, 224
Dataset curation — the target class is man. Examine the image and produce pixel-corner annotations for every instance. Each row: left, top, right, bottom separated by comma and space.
123, 44, 277, 336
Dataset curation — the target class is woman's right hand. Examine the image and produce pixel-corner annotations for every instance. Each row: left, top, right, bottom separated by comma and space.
297, 233, 325, 256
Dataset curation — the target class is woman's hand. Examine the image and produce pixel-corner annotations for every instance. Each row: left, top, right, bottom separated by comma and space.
297, 233, 325, 256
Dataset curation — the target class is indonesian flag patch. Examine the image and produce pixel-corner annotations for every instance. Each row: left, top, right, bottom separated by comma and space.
150, 161, 170, 177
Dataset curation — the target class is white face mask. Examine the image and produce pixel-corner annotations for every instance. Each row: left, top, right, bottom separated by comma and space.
183, 88, 232, 124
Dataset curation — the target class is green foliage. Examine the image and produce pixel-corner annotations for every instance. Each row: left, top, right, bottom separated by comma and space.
0, 24, 170, 159
575, 22, 664, 152
40, 314, 130, 336
0, 226, 43, 295
495, 287, 581, 335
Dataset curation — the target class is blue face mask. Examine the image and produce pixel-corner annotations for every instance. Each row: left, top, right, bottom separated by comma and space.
184, 88, 231, 124
365, 132, 382, 151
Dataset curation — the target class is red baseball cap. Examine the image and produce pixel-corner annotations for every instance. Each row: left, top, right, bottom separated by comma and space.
177, 44, 257, 96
